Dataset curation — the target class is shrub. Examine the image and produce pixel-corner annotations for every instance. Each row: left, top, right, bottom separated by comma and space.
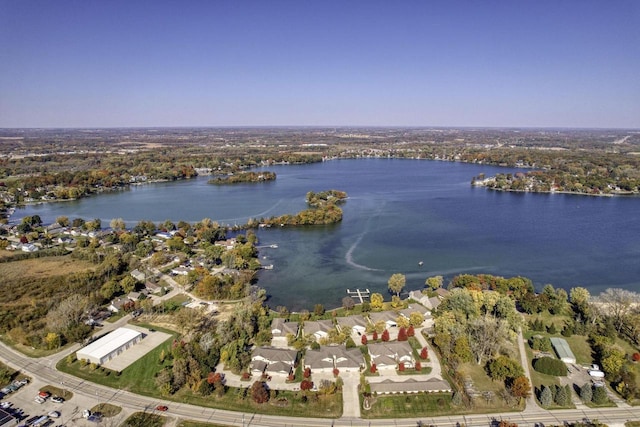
361, 335, 368, 345
420, 347, 428, 360
398, 362, 405, 371
303, 367, 311, 378
533, 357, 567, 376
632, 352, 640, 362
415, 361, 421, 371
370, 363, 377, 374
381, 329, 390, 342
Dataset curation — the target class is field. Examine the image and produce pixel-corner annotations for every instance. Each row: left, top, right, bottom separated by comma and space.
0, 254, 95, 280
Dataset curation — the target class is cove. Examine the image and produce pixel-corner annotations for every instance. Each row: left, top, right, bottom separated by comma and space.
16, 159, 640, 310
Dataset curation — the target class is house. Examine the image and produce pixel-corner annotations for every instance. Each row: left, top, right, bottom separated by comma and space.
171, 266, 191, 276
107, 297, 127, 313
21, 243, 38, 252
303, 320, 334, 340
304, 345, 364, 373
215, 238, 237, 250
155, 232, 172, 240
130, 269, 146, 283
368, 311, 398, 329
368, 341, 414, 369
336, 316, 368, 336
271, 318, 299, 338
250, 347, 298, 376
370, 378, 452, 395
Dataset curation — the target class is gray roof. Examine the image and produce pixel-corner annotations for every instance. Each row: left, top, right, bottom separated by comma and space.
271, 318, 299, 336
336, 315, 368, 330
368, 311, 399, 324
550, 337, 576, 363
304, 319, 334, 336
368, 341, 413, 367
304, 345, 363, 370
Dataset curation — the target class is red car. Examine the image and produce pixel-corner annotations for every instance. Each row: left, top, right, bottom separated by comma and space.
38, 391, 51, 398
156, 405, 168, 412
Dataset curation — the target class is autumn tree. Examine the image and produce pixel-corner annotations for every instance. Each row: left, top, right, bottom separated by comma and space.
510, 376, 531, 400
370, 293, 384, 310
250, 381, 269, 403
388, 273, 406, 297
381, 329, 390, 342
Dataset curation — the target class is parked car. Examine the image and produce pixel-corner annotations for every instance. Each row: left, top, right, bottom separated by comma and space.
38, 390, 51, 398
0, 401, 11, 409
48, 410, 61, 418
156, 405, 168, 411
34, 396, 46, 404
51, 396, 65, 403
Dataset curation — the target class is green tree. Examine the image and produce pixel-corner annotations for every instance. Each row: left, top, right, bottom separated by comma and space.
580, 383, 593, 402
592, 385, 608, 404
110, 217, 126, 231
387, 273, 406, 297
425, 275, 443, 291
487, 356, 524, 381
540, 385, 553, 407
601, 347, 626, 377
56, 216, 70, 227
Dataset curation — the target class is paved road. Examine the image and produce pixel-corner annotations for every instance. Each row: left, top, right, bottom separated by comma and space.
3, 341, 640, 427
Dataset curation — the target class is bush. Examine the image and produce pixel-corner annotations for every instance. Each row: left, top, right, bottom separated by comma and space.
632, 352, 640, 362
533, 357, 567, 376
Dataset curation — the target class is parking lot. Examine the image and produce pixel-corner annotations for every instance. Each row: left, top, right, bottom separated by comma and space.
1, 377, 132, 426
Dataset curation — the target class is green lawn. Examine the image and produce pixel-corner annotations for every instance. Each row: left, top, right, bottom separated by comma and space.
40, 385, 74, 401
122, 412, 166, 427
90, 402, 122, 417
563, 335, 593, 365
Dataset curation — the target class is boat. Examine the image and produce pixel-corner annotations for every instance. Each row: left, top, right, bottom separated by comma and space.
418, 261, 424, 266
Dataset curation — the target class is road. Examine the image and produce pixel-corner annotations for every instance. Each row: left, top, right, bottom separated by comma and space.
2, 341, 640, 427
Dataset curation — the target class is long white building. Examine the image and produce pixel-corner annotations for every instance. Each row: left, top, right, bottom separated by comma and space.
76, 327, 143, 365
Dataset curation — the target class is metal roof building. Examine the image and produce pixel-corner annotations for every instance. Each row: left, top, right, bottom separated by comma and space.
550, 337, 576, 364
76, 327, 143, 365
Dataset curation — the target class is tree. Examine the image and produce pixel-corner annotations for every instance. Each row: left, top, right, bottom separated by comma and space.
397, 327, 408, 341
540, 385, 553, 407
467, 316, 508, 365
592, 385, 608, 404
56, 216, 69, 227
313, 304, 325, 316
387, 273, 406, 297
361, 335, 368, 345
554, 384, 569, 406
415, 360, 422, 371
110, 217, 126, 231
370, 363, 377, 374
580, 383, 593, 402
593, 288, 640, 332
250, 381, 269, 403
510, 376, 531, 400
372, 330, 378, 341
381, 329, 390, 342
407, 325, 415, 337
487, 356, 524, 382
46, 294, 90, 335
300, 379, 313, 391
409, 312, 424, 327
420, 347, 428, 360
342, 296, 355, 311
425, 275, 443, 291
601, 347, 626, 377
45, 332, 61, 350
370, 293, 384, 310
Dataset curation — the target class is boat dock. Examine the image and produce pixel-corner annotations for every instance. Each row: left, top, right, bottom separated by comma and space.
346, 288, 370, 303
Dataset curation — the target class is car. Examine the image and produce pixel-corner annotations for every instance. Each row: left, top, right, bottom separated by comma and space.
0, 401, 10, 409
34, 396, 45, 404
38, 390, 51, 398
155, 405, 168, 412
51, 396, 65, 403
82, 409, 91, 418
48, 410, 61, 418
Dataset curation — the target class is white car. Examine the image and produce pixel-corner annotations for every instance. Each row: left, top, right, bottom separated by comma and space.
48, 410, 61, 418
51, 396, 65, 403
34, 396, 46, 404
0, 402, 10, 409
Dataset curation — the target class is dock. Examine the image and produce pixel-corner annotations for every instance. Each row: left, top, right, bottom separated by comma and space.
346, 288, 370, 303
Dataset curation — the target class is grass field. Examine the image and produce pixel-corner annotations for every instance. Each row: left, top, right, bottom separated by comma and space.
122, 412, 166, 427
91, 402, 122, 417
0, 254, 95, 280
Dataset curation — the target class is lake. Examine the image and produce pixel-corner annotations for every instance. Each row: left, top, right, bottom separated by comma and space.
17, 159, 640, 310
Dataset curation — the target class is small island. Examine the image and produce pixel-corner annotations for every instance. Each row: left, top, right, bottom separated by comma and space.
208, 171, 276, 185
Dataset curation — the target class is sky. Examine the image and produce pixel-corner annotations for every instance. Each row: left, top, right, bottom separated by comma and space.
0, 0, 639, 128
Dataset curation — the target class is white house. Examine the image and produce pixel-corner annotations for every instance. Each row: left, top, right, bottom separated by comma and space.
368, 341, 414, 369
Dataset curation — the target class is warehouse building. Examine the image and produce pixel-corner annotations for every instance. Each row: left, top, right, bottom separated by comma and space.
76, 327, 143, 365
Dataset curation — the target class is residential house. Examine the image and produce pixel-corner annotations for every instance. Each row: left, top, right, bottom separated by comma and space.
271, 318, 299, 338
303, 319, 335, 341
368, 341, 414, 369
336, 316, 368, 336
250, 347, 298, 377
304, 345, 364, 373
130, 269, 146, 283
368, 311, 398, 329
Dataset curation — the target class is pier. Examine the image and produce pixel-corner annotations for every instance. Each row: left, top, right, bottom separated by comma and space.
346, 288, 370, 303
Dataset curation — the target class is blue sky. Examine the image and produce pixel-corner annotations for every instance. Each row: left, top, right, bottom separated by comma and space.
1, 0, 639, 128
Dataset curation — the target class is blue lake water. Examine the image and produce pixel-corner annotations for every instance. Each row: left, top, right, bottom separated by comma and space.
17, 159, 640, 310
